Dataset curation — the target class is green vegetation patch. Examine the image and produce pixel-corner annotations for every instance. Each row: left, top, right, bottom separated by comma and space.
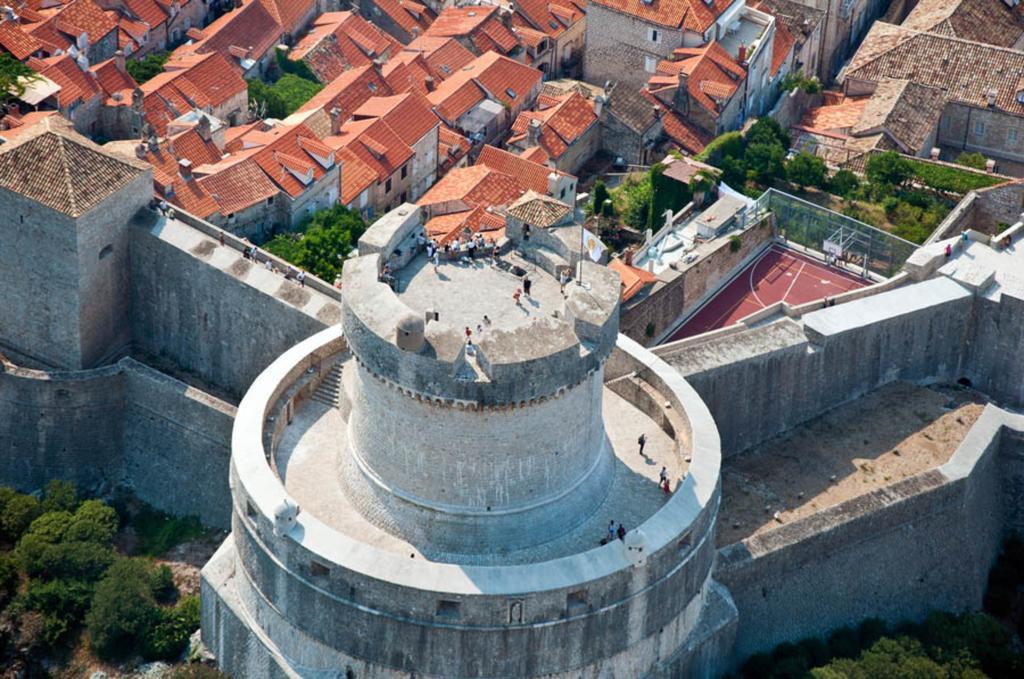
130, 503, 205, 557
248, 73, 323, 119
264, 204, 368, 281
126, 51, 170, 84
905, 158, 1003, 194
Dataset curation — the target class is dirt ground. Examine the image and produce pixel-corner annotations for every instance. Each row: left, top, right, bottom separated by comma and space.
717, 382, 987, 547
157, 532, 228, 597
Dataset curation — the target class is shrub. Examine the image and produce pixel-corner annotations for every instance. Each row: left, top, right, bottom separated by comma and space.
264, 205, 369, 284
170, 664, 231, 679
826, 625, 861, 659
866, 151, 913, 189
695, 131, 743, 164
745, 142, 785, 184
66, 499, 118, 544
18, 501, 118, 580
130, 503, 205, 557
270, 73, 323, 116
126, 52, 169, 84
86, 558, 163, 660
144, 595, 200, 661
645, 322, 655, 338
591, 180, 614, 217
648, 162, 691, 229
956, 152, 988, 170
618, 175, 653, 231
906, 158, 1003, 194
785, 152, 827, 189
781, 71, 821, 94
746, 117, 791, 150
41, 480, 77, 513
21, 577, 94, 646
828, 170, 859, 198
2, 493, 42, 542
275, 47, 319, 83
729, 235, 742, 252
150, 564, 176, 604
0, 552, 17, 606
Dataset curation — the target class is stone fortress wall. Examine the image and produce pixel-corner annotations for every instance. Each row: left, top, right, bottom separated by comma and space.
653, 259, 1024, 667
0, 199, 340, 528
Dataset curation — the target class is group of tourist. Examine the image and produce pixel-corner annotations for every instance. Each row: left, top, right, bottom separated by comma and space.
462, 316, 493, 355
418, 231, 500, 273
239, 242, 307, 287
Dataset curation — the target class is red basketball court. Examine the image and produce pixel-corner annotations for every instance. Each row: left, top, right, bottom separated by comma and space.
666, 245, 869, 342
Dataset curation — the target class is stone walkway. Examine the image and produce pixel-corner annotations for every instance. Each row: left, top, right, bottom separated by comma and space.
274, 379, 687, 565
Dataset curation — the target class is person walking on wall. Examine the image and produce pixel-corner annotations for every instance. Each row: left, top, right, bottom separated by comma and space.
616, 523, 626, 541
523, 276, 532, 297
513, 288, 522, 306
608, 520, 615, 544
638, 433, 647, 457
297, 270, 306, 287
660, 467, 668, 484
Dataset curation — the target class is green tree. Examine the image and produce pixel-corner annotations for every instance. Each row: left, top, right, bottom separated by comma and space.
144, 594, 200, 661
719, 155, 747, 188
785, 151, 827, 190
745, 142, 786, 184
746, 117, 791, 151
0, 53, 38, 105
275, 47, 319, 83
0, 552, 17, 606
866, 151, 913, 189
126, 52, 169, 84
695, 131, 743, 165
264, 205, 368, 281
647, 162, 691, 229
247, 78, 287, 119
956, 152, 988, 171
21, 577, 95, 647
2, 492, 42, 542
271, 73, 323, 116
621, 175, 653, 230
41, 479, 77, 513
828, 169, 860, 198
86, 558, 163, 660
591, 180, 614, 217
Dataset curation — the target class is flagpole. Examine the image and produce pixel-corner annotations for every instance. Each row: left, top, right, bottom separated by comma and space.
578, 223, 584, 286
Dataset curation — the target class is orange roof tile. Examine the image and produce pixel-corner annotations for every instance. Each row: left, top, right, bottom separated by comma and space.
649, 41, 745, 119
36, 54, 102, 107
404, 35, 475, 80
91, 57, 137, 100
509, 91, 596, 160
477, 144, 574, 195
418, 163, 522, 210
255, 0, 315, 35
438, 124, 469, 172
426, 206, 505, 244
141, 52, 246, 135
28, 0, 117, 53
337, 146, 377, 205
168, 176, 220, 218
353, 92, 439, 147
0, 18, 45, 59
590, 0, 732, 31
328, 117, 413, 183
370, 0, 435, 36
769, 20, 795, 75
250, 123, 334, 197
196, 157, 280, 214
298, 64, 390, 121
608, 258, 657, 302
290, 11, 399, 82
173, 0, 282, 68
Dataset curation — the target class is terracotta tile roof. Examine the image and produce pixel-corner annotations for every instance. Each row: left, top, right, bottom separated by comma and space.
520, 145, 549, 164
328, 117, 413, 182
769, 20, 795, 75
167, 176, 220, 218
0, 18, 45, 59
608, 258, 657, 302
123, 0, 169, 29
0, 115, 146, 216
255, 0, 315, 35
422, 7, 520, 55
513, 0, 585, 39
649, 42, 745, 119
753, 0, 824, 41
849, 78, 946, 154
290, 11, 399, 82
36, 54, 102, 107
589, 0, 733, 32
337, 146, 377, 205
250, 123, 334, 197
797, 96, 869, 132
383, 52, 431, 95
902, 0, 1024, 48
657, 104, 713, 154
371, 0, 435, 37
0, 110, 58, 142
469, 50, 542, 107
298, 64, 390, 121
425, 205, 505, 244
437, 123, 469, 172
605, 83, 658, 133
196, 157, 279, 214
509, 91, 597, 160
141, 53, 246, 136
417, 163, 522, 210
91, 57, 137, 101
174, 0, 282, 68
506, 190, 571, 227
477, 144, 574, 195
428, 75, 486, 122
404, 35, 475, 80
27, 0, 116, 54
353, 91, 439, 147
841, 22, 1024, 116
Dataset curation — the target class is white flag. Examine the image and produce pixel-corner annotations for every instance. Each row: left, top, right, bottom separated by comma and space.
582, 228, 605, 262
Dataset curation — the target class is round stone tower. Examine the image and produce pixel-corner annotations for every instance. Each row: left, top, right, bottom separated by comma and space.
201, 204, 735, 678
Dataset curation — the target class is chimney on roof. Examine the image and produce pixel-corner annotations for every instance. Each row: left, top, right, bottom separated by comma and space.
738, 44, 747, 63
593, 94, 606, 117
986, 88, 997, 107
930, 147, 940, 160
197, 114, 212, 142
527, 118, 542, 146
135, 142, 146, 159
114, 49, 125, 73
6, 102, 19, 118
329, 106, 342, 135
178, 158, 193, 180
652, 103, 662, 119
424, 75, 435, 92
147, 134, 159, 152
2, 7, 15, 21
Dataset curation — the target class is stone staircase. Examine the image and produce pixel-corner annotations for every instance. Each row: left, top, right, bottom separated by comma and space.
311, 363, 344, 408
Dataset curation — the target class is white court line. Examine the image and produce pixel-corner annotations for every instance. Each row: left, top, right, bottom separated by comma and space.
748, 247, 776, 307
782, 261, 806, 303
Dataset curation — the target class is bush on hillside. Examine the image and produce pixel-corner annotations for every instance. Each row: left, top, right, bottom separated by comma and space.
86, 558, 163, 660
828, 169, 859, 198
41, 480, 77, 514
1, 493, 42, 543
785, 151, 827, 190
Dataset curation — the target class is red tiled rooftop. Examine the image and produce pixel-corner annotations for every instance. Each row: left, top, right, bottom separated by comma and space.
0, 19, 45, 59
590, 0, 733, 31
477, 144, 573, 196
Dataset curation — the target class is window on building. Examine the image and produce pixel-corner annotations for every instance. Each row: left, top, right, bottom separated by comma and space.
401, 165, 408, 179
648, 28, 660, 43
974, 120, 986, 137
385, 178, 392, 193
644, 56, 657, 73
1009, 128, 1019, 145
400, 191, 407, 203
